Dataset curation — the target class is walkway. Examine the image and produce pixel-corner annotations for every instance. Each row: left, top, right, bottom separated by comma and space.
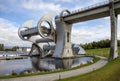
0, 57, 108, 81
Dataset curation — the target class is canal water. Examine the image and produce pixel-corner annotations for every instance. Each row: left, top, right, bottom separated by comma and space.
0, 58, 32, 76
0, 56, 93, 76
31, 56, 93, 71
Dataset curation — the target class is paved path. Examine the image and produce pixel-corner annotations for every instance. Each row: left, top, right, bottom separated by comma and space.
0, 57, 108, 81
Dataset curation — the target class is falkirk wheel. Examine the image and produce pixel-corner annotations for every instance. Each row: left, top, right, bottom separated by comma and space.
18, 11, 80, 71
18, 1, 119, 71
18, 11, 75, 58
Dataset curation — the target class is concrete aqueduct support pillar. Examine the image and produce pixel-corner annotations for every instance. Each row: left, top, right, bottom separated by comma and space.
53, 10, 73, 58
109, 0, 118, 60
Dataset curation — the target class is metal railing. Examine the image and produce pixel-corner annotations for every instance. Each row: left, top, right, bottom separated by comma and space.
61, 0, 119, 17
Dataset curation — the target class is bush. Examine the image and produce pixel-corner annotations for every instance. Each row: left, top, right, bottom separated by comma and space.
11, 70, 17, 75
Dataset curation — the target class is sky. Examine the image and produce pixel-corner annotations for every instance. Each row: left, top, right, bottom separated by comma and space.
0, 0, 120, 47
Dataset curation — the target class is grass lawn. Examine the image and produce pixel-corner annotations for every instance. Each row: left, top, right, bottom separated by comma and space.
57, 47, 120, 81
86, 47, 120, 57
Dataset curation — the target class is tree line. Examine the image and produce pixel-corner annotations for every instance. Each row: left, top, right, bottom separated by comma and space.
4, 46, 18, 51
0, 43, 18, 51
80, 39, 120, 50
0, 44, 4, 51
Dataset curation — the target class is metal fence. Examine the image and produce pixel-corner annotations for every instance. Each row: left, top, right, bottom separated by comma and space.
61, 0, 119, 17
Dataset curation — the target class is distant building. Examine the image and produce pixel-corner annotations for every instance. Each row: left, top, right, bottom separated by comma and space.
16, 47, 31, 53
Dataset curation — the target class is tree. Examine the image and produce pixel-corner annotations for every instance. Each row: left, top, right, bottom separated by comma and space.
80, 39, 119, 50
0, 44, 4, 51
118, 40, 120, 46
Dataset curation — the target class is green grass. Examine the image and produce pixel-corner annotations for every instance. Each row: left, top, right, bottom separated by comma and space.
0, 57, 99, 79
57, 47, 120, 81
86, 47, 120, 57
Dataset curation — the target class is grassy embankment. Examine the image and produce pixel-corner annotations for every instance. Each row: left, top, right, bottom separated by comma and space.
57, 47, 120, 81
86, 47, 120, 57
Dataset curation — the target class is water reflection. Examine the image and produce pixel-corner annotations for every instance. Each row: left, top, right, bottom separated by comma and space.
0, 56, 93, 76
0, 58, 32, 76
30, 56, 93, 71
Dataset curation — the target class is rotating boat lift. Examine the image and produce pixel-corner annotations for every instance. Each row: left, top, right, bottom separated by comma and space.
18, 12, 73, 58
18, 0, 120, 60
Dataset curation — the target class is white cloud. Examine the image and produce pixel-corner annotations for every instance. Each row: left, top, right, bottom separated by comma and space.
118, 15, 120, 20
0, 0, 107, 20
71, 16, 120, 44
71, 27, 110, 44
70, 0, 107, 12
0, 0, 120, 46
21, 0, 63, 13
55, 0, 73, 3
0, 18, 31, 47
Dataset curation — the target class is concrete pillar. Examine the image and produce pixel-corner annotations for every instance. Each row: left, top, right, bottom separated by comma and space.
53, 17, 73, 58
109, 0, 118, 60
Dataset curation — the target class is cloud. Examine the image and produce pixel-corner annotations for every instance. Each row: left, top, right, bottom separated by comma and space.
71, 27, 109, 44
0, 18, 31, 47
0, 0, 120, 47
71, 16, 120, 44
55, 0, 73, 3
21, 0, 63, 13
0, 0, 106, 17
0, 0, 107, 21
70, 0, 107, 11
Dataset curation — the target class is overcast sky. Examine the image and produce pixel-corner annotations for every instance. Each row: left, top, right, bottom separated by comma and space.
0, 0, 120, 47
